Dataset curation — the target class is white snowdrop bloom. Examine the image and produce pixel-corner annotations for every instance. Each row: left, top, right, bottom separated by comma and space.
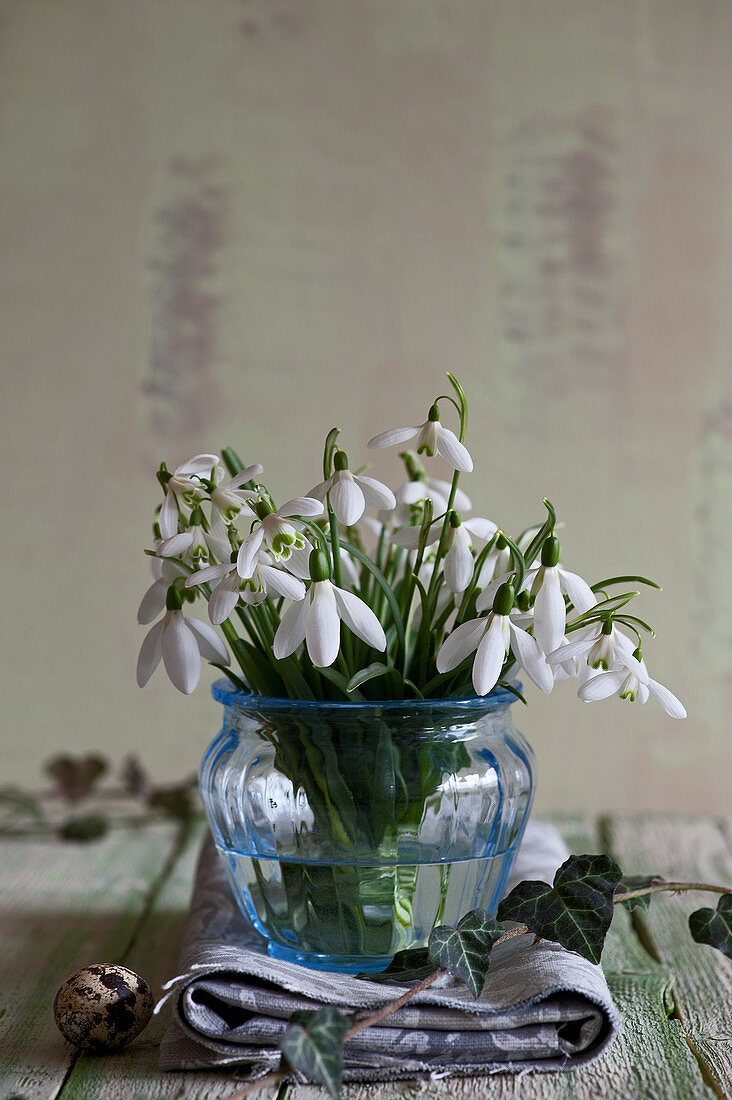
273, 577, 387, 669
368, 405, 473, 473
137, 555, 186, 625
547, 621, 640, 677
159, 454, 219, 539
579, 653, 686, 719
136, 609, 230, 695
436, 583, 553, 696
443, 517, 498, 594
157, 520, 229, 569
476, 543, 513, 592
237, 497, 324, 580
186, 553, 306, 624
210, 463, 262, 523
427, 478, 472, 513
309, 452, 396, 526
524, 538, 596, 655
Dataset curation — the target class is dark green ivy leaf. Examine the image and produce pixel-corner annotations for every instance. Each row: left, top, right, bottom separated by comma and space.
279, 1006, 351, 1099
616, 874, 668, 912
497, 854, 622, 964
360, 947, 437, 984
428, 908, 505, 996
689, 894, 732, 959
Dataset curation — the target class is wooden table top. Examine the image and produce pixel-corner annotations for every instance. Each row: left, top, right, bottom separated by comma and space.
1, 812, 730, 1099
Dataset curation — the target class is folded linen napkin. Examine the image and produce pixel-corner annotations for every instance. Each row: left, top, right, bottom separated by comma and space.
159, 822, 619, 1081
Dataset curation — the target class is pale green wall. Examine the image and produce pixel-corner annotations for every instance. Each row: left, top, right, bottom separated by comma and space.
2, 0, 730, 812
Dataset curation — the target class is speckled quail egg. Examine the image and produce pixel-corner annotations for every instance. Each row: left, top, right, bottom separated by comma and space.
53, 963, 154, 1051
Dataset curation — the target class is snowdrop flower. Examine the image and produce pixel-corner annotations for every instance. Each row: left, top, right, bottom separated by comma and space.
137, 554, 187, 624
579, 650, 686, 719
436, 583, 553, 696
309, 451, 396, 526
547, 620, 640, 678
157, 510, 229, 568
210, 463, 262, 523
392, 512, 497, 594
137, 599, 230, 695
237, 496, 324, 579
186, 553, 306, 624
159, 454, 218, 539
524, 537, 596, 655
368, 404, 473, 473
273, 550, 386, 668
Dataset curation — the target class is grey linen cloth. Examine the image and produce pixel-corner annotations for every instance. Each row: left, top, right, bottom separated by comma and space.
158, 822, 620, 1081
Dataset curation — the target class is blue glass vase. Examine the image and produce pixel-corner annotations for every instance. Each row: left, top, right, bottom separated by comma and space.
200, 680, 535, 974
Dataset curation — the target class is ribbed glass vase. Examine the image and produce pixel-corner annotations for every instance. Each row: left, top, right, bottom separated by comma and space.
200, 680, 535, 974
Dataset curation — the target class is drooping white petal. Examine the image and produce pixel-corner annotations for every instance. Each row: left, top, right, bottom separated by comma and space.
332, 586, 387, 652
330, 473, 365, 526
533, 568, 566, 655
236, 527, 265, 578
273, 595, 311, 659
158, 492, 179, 539
367, 426, 420, 450
278, 496, 325, 518
436, 617, 487, 674
475, 571, 514, 613
429, 479, 472, 512
509, 622, 554, 694
259, 564, 306, 602
208, 575, 241, 625
463, 517, 498, 541
162, 613, 202, 694
136, 618, 165, 687
435, 426, 474, 473
356, 475, 396, 511
307, 479, 330, 501
444, 527, 474, 594
559, 569, 596, 614
392, 522, 442, 550
284, 539, 313, 579
185, 562, 231, 588
137, 579, 168, 625
546, 628, 599, 666
472, 616, 510, 695
646, 678, 687, 719
306, 582, 341, 667
397, 481, 430, 506
186, 615, 230, 664
226, 464, 263, 488
177, 454, 220, 477
158, 532, 193, 559
578, 669, 626, 702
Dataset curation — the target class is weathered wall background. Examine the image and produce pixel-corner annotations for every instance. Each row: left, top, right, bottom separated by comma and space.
3, 0, 730, 812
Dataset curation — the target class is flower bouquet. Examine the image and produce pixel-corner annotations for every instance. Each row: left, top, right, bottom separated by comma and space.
137, 375, 686, 974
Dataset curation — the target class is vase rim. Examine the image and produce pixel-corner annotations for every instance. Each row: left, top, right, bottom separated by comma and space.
211, 677, 520, 711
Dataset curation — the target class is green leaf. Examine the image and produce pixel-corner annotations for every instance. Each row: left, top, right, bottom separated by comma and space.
347, 663, 403, 695
318, 665, 365, 701
616, 874, 668, 912
497, 854, 622, 964
428, 908, 505, 997
279, 1006, 351, 1098
359, 947, 437, 984
689, 894, 732, 959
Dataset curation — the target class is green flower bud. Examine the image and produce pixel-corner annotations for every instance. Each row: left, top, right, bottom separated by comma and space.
541, 536, 560, 568
333, 450, 349, 471
309, 548, 331, 582
253, 499, 275, 520
165, 584, 185, 611
516, 589, 531, 612
401, 450, 427, 482
449, 510, 461, 529
493, 582, 515, 617
428, 403, 441, 423
496, 533, 508, 551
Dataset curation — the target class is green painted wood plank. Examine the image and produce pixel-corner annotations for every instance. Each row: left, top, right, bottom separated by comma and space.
603, 814, 732, 1099
57, 817, 252, 1099
0, 822, 182, 1100
290, 814, 715, 1099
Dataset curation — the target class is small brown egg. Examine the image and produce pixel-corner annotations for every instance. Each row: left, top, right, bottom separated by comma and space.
53, 963, 154, 1051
